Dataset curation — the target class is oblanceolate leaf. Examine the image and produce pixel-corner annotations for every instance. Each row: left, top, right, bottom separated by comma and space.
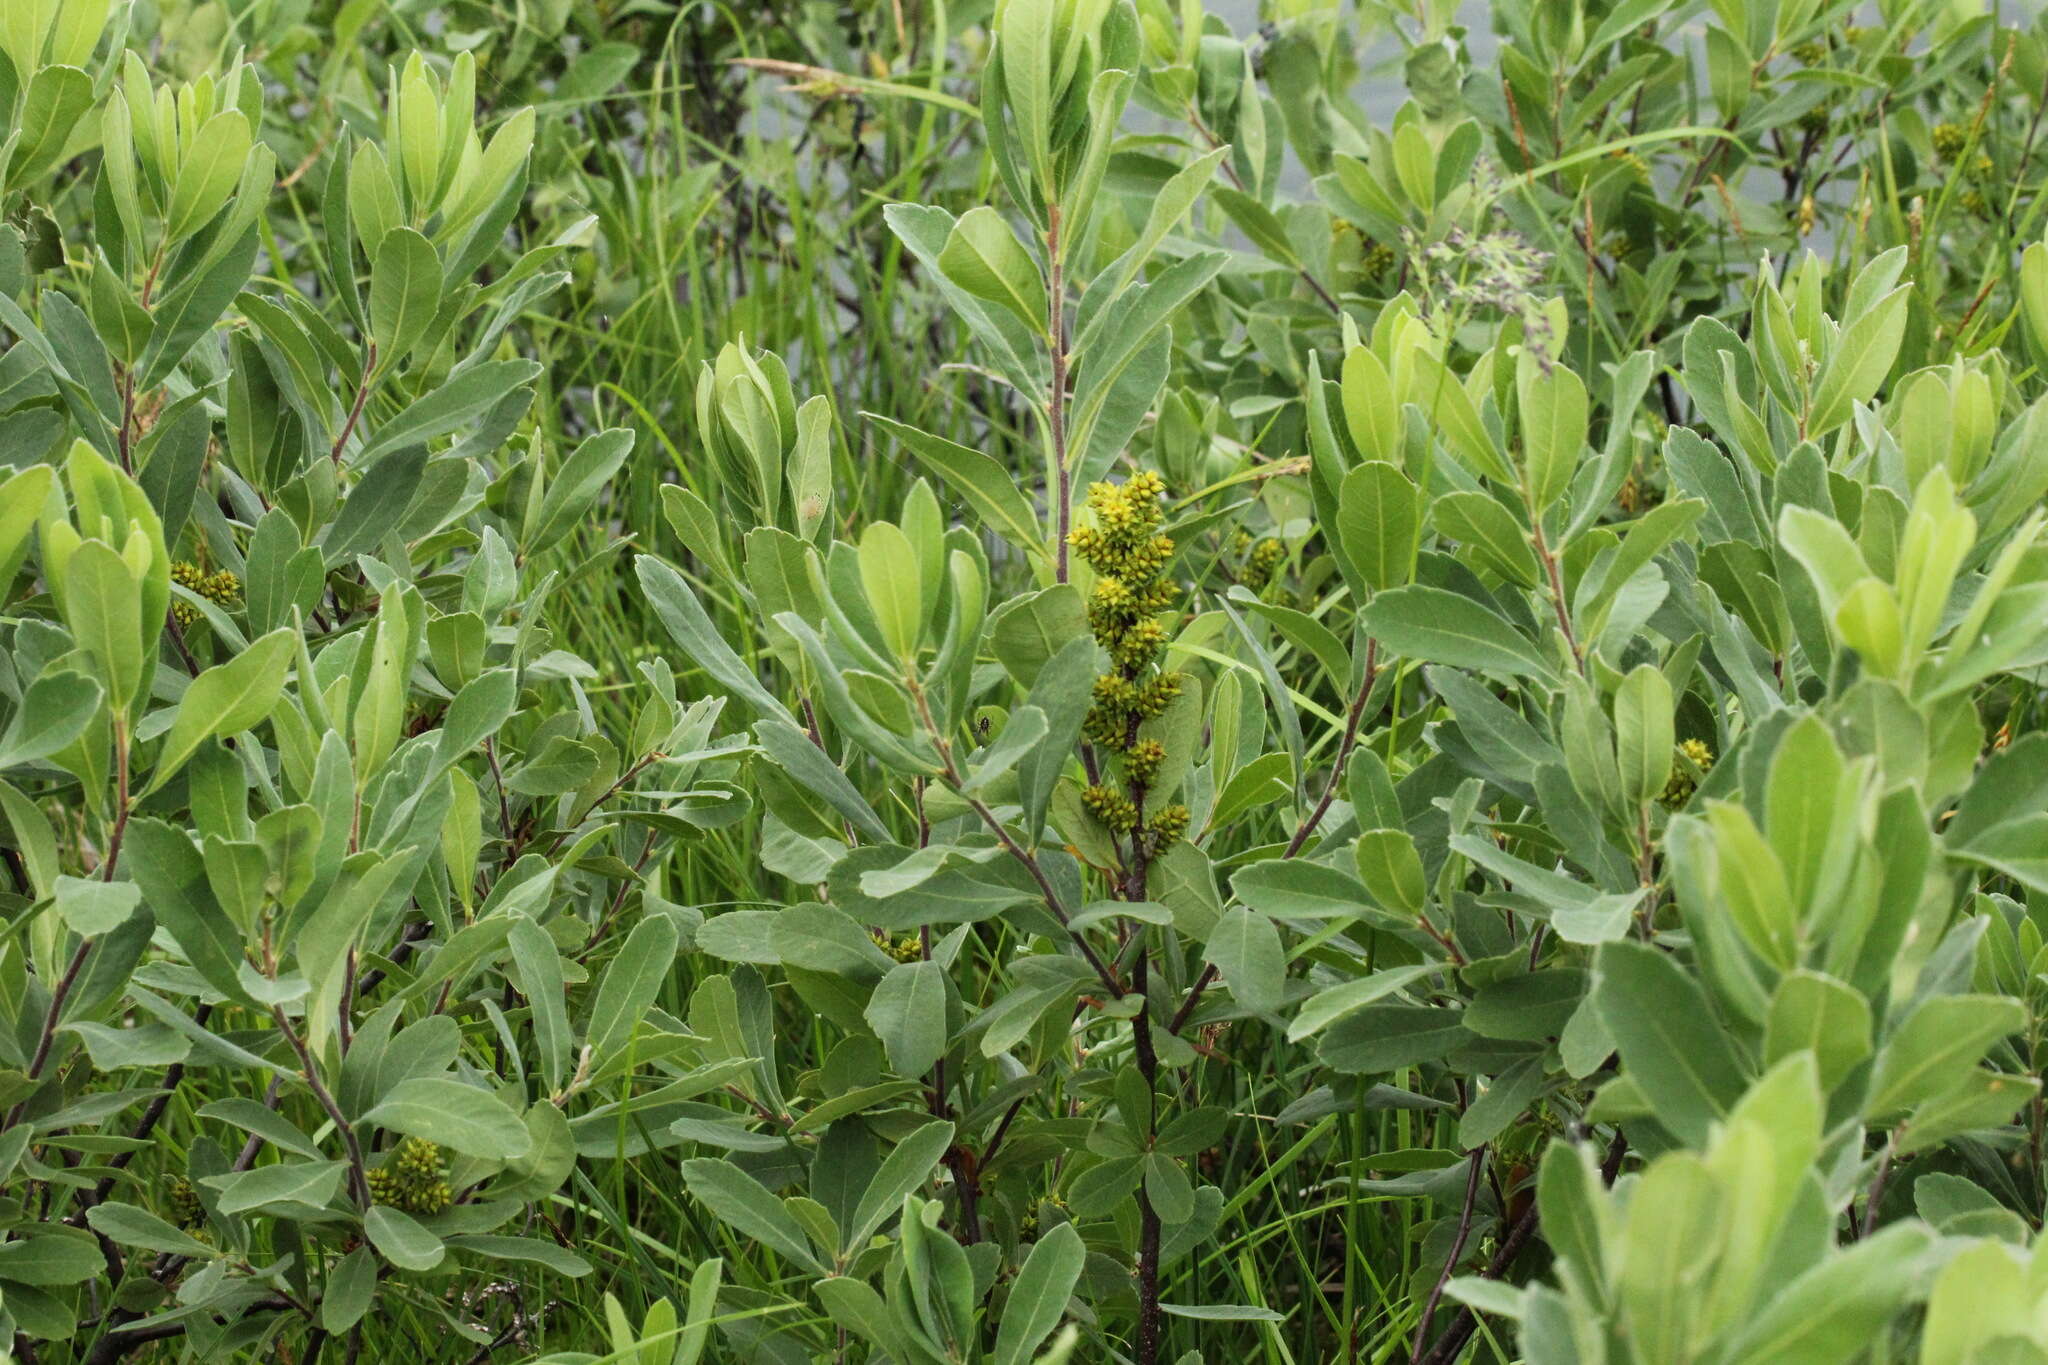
362, 1077, 535, 1160
145, 628, 296, 794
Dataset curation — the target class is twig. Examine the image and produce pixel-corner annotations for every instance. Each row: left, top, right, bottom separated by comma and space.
272, 1007, 372, 1208
1171, 640, 1380, 1034
329, 343, 377, 464
1416, 1130, 1627, 1365
1411, 1147, 1486, 1364
1285, 641, 1381, 858
1858, 1140, 1895, 1240
5, 938, 96, 1129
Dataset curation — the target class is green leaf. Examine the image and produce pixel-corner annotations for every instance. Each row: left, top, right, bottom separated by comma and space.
2023, 242, 2048, 363
73, 1019, 188, 1072
1765, 714, 1854, 920
447, 1233, 594, 1277
321, 1247, 378, 1332
1337, 461, 1420, 592
1406, 348, 1515, 484
1287, 965, 1439, 1041
1718, 1223, 1933, 1363
52, 874, 140, 935
1954, 813, 2048, 894
164, 110, 254, 245
1806, 285, 1909, 438
636, 556, 790, 721
1616, 1152, 1721, 1360
679, 1158, 825, 1274
0, 669, 101, 770
364, 1204, 445, 1271
1920, 1239, 2030, 1365
756, 719, 892, 844
1461, 1054, 1549, 1147
987, 584, 1087, 688
526, 428, 633, 558
86, 1202, 217, 1258
866, 414, 1044, 558
1466, 969, 1588, 1042
506, 736, 597, 796
0, 464, 53, 588
1232, 861, 1374, 920
864, 959, 949, 1079
348, 143, 404, 266
1868, 995, 2026, 1119
1340, 345, 1398, 466
0, 1225, 104, 1287
8, 66, 94, 192
845, 1120, 954, 1252
1536, 1141, 1608, 1309
1317, 1004, 1472, 1073
1896, 1069, 2039, 1156
144, 628, 295, 794
1160, 1302, 1286, 1321
1204, 907, 1286, 1013
350, 358, 542, 467
1016, 635, 1097, 844
963, 706, 1047, 792
62, 540, 146, 714
204, 1160, 348, 1214
1763, 970, 1871, 1095
508, 916, 569, 1094
1702, 802, 1798, 968
122, 818, 249, 1003
363, 1077, 535, 1160
1433, 491, 1541, 587
1353, 828, 1426, 916
1517, 351, 1588, 513
816, 1276, 917, 1356
1361, 585, 1556, 679
997, 0, 1055, 190
937, 206, 1047, 335
1211, 186, 1301, 266
1613, 664, 1673, 808
369, 226, 442, 366
993, 1222, 1084, 1365
1593, 941, 1749, 1144
857, 522, 924, 661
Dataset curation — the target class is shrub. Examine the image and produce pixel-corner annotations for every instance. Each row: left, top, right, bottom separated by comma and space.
7, 0, 2048, 1361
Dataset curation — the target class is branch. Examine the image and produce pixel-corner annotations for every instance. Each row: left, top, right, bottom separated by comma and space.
1411, 1147, 1486, 1364
1416, 1130, 1628, 1365
1171, 640, 1379, 1034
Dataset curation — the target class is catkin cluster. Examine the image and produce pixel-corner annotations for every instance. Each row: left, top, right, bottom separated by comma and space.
1659, 738, 1716, 809
170, 560, 241, 628
167, 1174, 207, 1230
366, 1135, 453, 1215
1068, 473, 1190, 853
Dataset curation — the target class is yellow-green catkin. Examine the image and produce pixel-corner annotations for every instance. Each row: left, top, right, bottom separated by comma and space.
1660, 738, 1715, 809
1238, 536, 1285, 592
1019, 1191, 1068, 1240
366, 1135, 453, 1215
1068, 473, 1190, 856
872, 930, 923, 963
166, 1175, 206, 1229
170, 560, 241, 628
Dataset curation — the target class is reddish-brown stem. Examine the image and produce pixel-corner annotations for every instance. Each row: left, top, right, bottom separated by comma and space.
1530, 517, 1583, 672
1412, 1147, 1486, 1364
329, 342, 378, 464
271, 1005, 372, 1209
